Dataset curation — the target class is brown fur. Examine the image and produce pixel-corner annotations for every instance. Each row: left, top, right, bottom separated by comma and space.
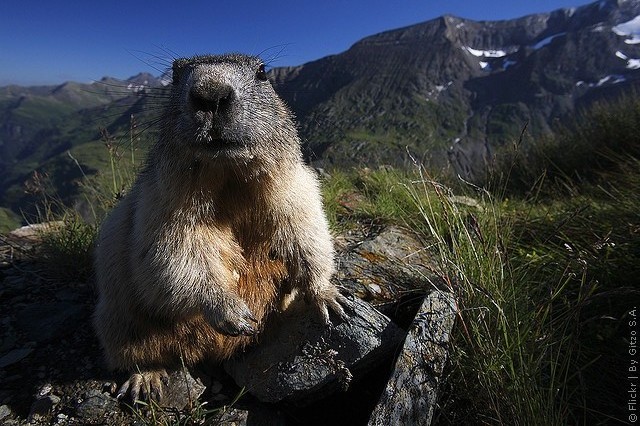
93, 54, 344, 397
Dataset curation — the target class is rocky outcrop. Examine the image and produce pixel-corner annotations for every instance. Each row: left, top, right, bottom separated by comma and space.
225, 295, 404, 404
369, 290, 457, 425
0, 224, 455, 425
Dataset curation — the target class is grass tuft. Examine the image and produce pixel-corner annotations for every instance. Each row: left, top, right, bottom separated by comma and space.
38, 214, 97, 282
321, 94, 640, 424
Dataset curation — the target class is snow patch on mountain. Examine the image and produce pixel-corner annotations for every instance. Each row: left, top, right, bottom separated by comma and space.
533, 33, 566, 49
576, 74, 627, 88
613, 15, 640, 44
463, 46, 508, 58
615, 50, 640, 69
597, 75, 626, 86
126, 83, 147, 93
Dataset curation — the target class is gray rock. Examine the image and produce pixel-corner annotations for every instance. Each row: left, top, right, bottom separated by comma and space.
212, 407, 249, 425
160, 369, 206, 410
8, 222, 64, 240
0, 404, 12, 421
28, 394, 61, 420
335, 225, 443, 301
225, 294, 403, 404
369, 290, 457, 426
0, 347, 33, 368
74, 389, 119, 420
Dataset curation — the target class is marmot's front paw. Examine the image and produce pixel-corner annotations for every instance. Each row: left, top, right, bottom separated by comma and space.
307, 285, 350, 324
117, 369, 169, 404
204, 297, 258, 336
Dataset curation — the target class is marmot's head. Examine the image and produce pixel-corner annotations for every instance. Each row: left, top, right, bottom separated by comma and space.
166, 54, 299, 167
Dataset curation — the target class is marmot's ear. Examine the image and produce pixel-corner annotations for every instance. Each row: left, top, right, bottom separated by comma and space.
172, 59, 189, 86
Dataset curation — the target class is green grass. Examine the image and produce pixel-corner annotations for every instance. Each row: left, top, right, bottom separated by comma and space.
491, 93, 640, 196
319, 95, 640, 424
38, 214, 97, 282
14, 124, 144, 281
0, 207, 21, 233
321, 161, 636, 424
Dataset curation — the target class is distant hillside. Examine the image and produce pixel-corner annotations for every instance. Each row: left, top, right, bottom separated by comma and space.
0, 74, 165, 226
0, 0, 639, 228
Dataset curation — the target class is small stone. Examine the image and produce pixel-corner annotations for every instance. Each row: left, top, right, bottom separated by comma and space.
160, 369, 207, 410
0, 404, 12, 421
74, 389, 119, 420
37, 383, 53, 397
56, 412, 69, 425
102, 381, 117, 394
29, 394, 61, 419
213, 407, 249, 425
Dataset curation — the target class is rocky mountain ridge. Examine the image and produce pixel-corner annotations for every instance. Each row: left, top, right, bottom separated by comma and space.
271, 0, 640, 169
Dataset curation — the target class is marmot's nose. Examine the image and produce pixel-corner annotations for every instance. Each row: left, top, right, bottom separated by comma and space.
190, 83, 234, 115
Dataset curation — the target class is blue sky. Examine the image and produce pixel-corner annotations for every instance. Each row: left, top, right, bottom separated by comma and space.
1, 0, 593, 86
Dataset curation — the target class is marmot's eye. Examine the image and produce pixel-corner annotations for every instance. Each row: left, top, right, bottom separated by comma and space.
255, 64, 268, 81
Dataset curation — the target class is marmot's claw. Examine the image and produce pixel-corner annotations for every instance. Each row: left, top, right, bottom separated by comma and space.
116, 370, 167, 404
205, 298, 258, 336
309, 286, 351, 324
217, 318, 257, 336
329, 291, 351, 321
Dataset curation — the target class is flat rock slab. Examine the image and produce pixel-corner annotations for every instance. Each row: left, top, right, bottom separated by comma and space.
224, 294, 403, 404
369, 290, 457, 426
335, 225, 443, 302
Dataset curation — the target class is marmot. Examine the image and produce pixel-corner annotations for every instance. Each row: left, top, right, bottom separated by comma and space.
93, 53, 346, 401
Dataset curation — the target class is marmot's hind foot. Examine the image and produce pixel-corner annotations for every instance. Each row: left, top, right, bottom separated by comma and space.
117, 369, 170, 404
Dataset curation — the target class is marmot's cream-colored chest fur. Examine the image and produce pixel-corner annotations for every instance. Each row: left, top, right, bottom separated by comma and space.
93, 54, 345, 401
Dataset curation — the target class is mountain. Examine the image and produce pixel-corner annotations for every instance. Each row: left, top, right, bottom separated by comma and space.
0, 74, 165, 228
0, 72, 162, 171
272, 0, 640, 173
0, 0, 639, 228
